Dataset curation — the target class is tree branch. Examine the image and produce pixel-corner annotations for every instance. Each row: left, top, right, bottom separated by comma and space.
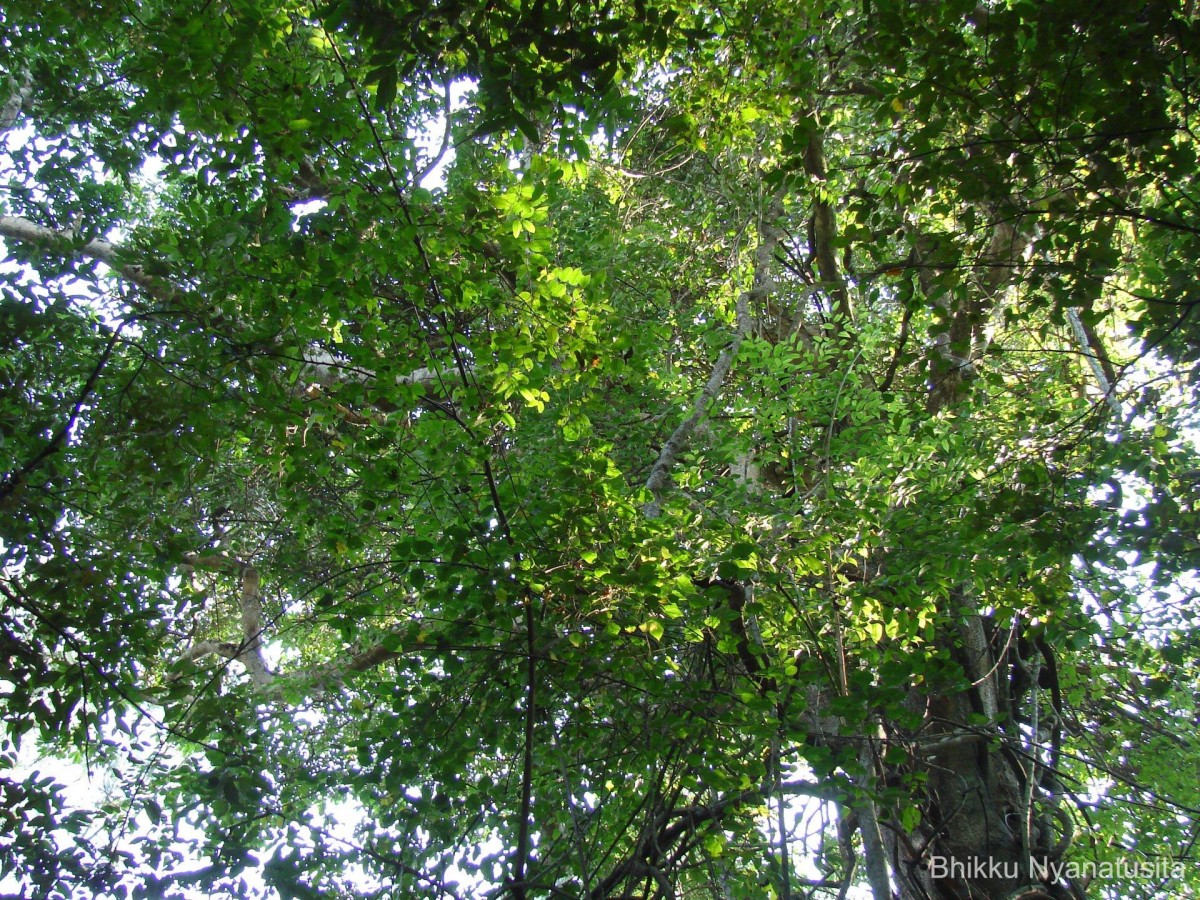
0, 214, 174, 299
299, 347, 467, 394
415, 80, 455, 186
0, 67, 32, 134
1067, 308, 1122, 418
0, 214, 460, 412
0, 325, 123, 504
588, 778, 829, 899
804, 128, 851, 322
179, 554, 271, 686
643, 199, 785, 517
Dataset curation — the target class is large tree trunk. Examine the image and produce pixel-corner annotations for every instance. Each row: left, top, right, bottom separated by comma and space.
886, 614, 1070, 899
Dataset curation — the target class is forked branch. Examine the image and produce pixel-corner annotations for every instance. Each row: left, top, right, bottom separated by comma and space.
179, 553, 271, 686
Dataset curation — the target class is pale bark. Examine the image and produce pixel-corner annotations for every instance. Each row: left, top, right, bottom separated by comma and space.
180, 553, 271, 686
643, 199, 785, 517
174, 552, 438, 692
299, 347, 467, 394
1067, 307, 1122, 417
856, 739, 894, 900
0, 213, 455, 400
0, 214, 173, 298
1, 67, 32, 134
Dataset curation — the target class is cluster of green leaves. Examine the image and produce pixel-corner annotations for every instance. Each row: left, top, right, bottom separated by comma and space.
2, 0, 1199, 898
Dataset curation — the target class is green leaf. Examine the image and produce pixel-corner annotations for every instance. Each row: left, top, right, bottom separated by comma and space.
640, 620, 665, 641
374, 66, 397, 110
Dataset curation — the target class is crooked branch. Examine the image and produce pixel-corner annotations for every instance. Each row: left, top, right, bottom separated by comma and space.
642, 199, 786, 517
0, 214, 174, 299
179, 553, 271, 687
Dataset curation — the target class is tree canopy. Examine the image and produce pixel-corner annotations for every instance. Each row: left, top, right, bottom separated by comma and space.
2, 1, 1199, 898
